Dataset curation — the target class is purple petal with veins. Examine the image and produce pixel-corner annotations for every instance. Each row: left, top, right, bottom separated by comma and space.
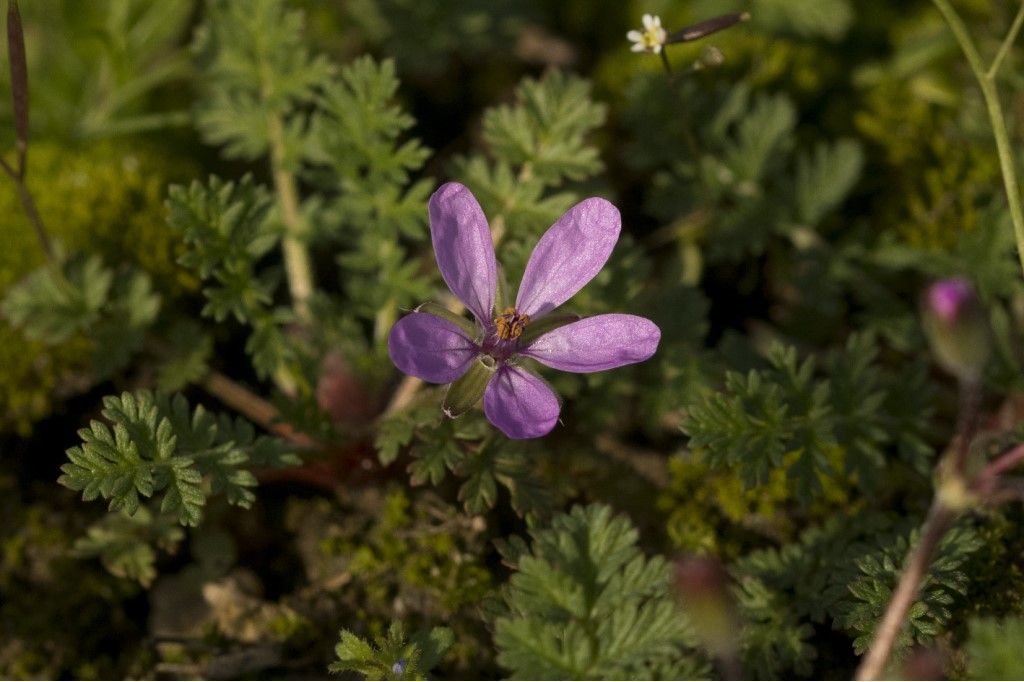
429, 182, 497, 325
515, 197, 620, 320
523, 314, 661, 373
387, 311, 479, 384
483, 366, 561, 439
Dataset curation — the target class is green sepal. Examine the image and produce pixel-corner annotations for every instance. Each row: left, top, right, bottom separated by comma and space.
416, 301, 478, 338
519, 313, 581, 346
443, 355, 496, 418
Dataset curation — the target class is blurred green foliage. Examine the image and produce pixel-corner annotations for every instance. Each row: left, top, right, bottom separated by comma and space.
0, 143, 189, 434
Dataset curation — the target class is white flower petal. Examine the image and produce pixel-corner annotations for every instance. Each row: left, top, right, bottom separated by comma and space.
626, 30, 643, 42
631, 43, 646, 52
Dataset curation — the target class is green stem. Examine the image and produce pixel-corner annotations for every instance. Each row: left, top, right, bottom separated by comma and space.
659, 48, 672, 74
932, 0, 1024, 277
987, 1, 1024, 79
258, 52, 314, 324
266, 110, 315, 322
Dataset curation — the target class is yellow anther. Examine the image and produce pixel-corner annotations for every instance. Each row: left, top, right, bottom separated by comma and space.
494, 307, 530, 340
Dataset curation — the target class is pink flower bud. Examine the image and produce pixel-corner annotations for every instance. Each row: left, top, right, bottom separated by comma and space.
922, 278, 989, 382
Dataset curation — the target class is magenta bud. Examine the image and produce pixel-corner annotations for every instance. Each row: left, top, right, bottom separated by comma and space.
922, 277, 989, 382
927, 278, 974, 322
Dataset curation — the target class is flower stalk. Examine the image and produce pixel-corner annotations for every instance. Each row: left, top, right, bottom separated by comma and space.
1, 0, 54, 262
855, 500, 956, 681
856, 379, 988, 679
931, 0, 1024, 278
856, 8, 1024, 671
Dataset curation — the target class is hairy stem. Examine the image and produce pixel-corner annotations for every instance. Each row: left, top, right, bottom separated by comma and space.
854, 501, 956, 680
932, 0, 1024, 277
266, 110, 315, 322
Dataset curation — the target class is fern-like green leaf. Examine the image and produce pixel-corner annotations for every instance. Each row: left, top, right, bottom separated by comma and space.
493, 504, 706, 679
59, 391, 297, 527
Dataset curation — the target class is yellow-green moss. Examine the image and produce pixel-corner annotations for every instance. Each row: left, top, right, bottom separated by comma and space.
659, 449, 854, 559
0, 142, 194, 434
855, 77, 999, 251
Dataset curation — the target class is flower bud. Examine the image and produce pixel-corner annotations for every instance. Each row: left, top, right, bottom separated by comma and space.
673, 556, 737, 660
922, 277, 990, 382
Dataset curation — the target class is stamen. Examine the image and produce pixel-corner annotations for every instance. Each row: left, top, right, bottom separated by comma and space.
494, 306, 530, 340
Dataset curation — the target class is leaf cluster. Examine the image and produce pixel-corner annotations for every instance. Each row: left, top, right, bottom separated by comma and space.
734, 511, 986, 663
2, 252, 161, 378
454, 70, 608, 246
376, 408, 555, 521
624, 79, 863, 264
838, 524, 984, 655
59, 391, 298, 526
167, 175, 277, 324
192, 0, 334, 161
330, 621, 453, 681
682, 335, 933, 501
492, 504, 707, 680
307, 56, 434, 325
72, 507, 185, 587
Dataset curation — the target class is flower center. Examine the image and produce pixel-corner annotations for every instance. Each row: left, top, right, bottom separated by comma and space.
494, 306, 530, 341
640, 28, 663, 49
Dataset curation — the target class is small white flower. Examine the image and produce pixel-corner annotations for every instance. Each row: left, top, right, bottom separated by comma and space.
627, 14, 668, 54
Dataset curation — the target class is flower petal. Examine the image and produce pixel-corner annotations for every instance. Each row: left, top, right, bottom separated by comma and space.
515, 197, 621, 319
483, 366, 560, 439
429, 182, 497, 325
522, 314, 660, 373
387, 311, 479, 384
626, 30, 643, 41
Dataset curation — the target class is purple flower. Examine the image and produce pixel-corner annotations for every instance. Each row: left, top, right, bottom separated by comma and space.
387, 182, 661, 439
